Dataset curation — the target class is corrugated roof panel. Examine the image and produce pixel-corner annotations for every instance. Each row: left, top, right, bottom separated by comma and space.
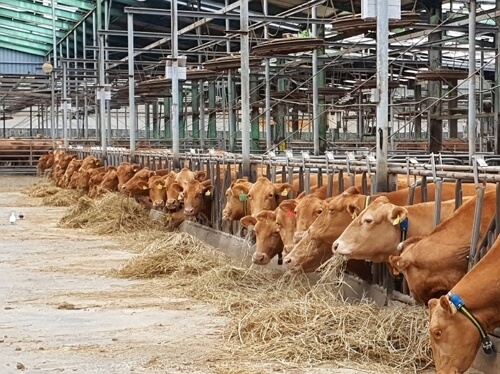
0, 48, 45, 74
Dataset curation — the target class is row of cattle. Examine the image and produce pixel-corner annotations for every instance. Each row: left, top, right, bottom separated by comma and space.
37, 150, 499, 373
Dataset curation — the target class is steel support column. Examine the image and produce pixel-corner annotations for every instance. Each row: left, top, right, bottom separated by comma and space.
145, 103, 150, 139
496, 0, 500, 154
192, 80, 200, 139
275, 60, 286, 149
468, 0, 477, 161
208, 81, 217, 139
263, 0, 271, 151
179, 87, 185, 139
250, 73, 260, 151
448, 80, 458, 138
428, 4, 443, 153
318, 25, 327, 153
97, 0, 107, 157
312, 6, 320, 155
171, 0, 180, 168
62, 61, 69, 148
228, 73, 236, 151
127, 12, 136, 155
375, 0, 389, 192
164, 96, 172, 139
240, 0, 251, 176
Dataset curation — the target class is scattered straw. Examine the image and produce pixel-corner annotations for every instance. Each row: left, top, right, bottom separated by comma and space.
41, 189, 83, 206
115, 232, 432, 373
58, 193, 165, 234
25, 182, 60, 197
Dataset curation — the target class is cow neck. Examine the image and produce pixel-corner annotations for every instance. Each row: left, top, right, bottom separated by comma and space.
447, 291, 496, 355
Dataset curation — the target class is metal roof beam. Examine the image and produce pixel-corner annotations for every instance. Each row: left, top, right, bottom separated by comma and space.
0, 41, 46, 56
0, 17, 66, 38
0, 28, 53, 45
0, 9, 73, 29
47, 0, 95, 11
1, 0, 85, 22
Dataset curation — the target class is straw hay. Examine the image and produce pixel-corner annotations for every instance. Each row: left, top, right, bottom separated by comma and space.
58, 193, 165, 234
115, 233, 432, 373
24, 181, 60, 197
41, 189, 84, 206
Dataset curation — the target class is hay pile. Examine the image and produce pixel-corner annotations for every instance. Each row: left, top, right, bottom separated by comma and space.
24, 181, 60, 197
115, 233, 432, 373
41, 189, 83, 206
58, 193, 164, 234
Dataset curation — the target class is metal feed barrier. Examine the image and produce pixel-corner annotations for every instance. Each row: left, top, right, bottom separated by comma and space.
65, 146, 500, 308
0, 140, 53, 175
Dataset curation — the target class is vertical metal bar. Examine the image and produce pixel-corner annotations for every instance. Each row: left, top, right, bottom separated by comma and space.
51, 0, 57, 149
84, 81, 89, 140
263, 0, 271, 152
312, 5, 319, 156
97, 0, 107, 157
240, 0, 251, 176
469, 0, 477, 162
171, 0, 180, 168
127, 12, 136, 156
62, 61, 68, 149
29, 106, 33, 138
200, 81, 206, 149
479, 42, 484, 152
376, 0, 389, 192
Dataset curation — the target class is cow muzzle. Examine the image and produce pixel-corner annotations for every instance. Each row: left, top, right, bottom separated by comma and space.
332, 240, 352, 256
184, 207, 196, 216
252, 252, 270, 265
153, 200, 165, 209
166, 199, 178, 210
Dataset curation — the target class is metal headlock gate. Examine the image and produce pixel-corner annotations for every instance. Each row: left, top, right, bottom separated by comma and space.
67, 146, 500, 306
0, 140, 54, 175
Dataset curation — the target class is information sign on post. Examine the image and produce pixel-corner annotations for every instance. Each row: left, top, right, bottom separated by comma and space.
361, 0, 401, 20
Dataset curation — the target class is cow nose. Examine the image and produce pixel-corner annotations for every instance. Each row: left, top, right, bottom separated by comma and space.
166, 199, 177, 206
184, 207, 195, 216
332, 241, 339, 252
283, 244, 294, 254
293, 231, 304, 244
252, 253, 266, 264
153, 200, 164, 208
283, 255, 294, 268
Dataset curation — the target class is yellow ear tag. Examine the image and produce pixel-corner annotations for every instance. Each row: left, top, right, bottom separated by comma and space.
351, 212, 357, 220
205, 190, 211, 196
142, 185, 148, 190
157, 184, 163, 190
165, 213, 172, 222
280, 189, 289, 196
393, 215, 401, 225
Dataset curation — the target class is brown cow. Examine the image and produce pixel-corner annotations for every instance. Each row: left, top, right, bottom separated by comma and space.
427, 234, 500, 374
36, 152, 54, 176
164, 172, 182, 211
332, 196, 459, 263
172, 179, 213, 222
120, 168, 155, 196
389, 190, 496, 304
116, 162, 142, 189
241, 211, 283, 265
61, 159, 83, 188
144, 172, 177, 209
53, 153, 76, 186
75, 166, 106, 192
230, 177, 293, 216
79, 155, 102, 172
222, 179, 252, 221
175, 167, 206, 190
96, 168, 120, 195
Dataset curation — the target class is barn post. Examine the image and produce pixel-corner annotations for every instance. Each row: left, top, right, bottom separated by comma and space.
228, 71, 236, 152
375, 0, 389, 193
171, 0, 180, 169
468, 0, 477, 162
127, 11, 136, 156
152, 101, 159, 139
263, 0, 272, 151
448, 80, 458, 138
496, 0, 500, 154
240, 0, 251, 177
414, 83, 422, 139
428, 3, 443, 153
250, 73, 260, 151
62, 61, 69, 149
200, 82, 206, 150
312, 5, 320, 156
164, 96, 172, 140
97, 0, 107, 158
145, 103, 150, 140
192, 80, 200, 140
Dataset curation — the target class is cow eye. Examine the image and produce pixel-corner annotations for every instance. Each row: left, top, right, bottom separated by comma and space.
248, 194, 252, 199
362, 217, 373, 224
268, 192, 274, 198
316, 209, 323, 215
432, 329, 442, 339
328, 209, 335, 215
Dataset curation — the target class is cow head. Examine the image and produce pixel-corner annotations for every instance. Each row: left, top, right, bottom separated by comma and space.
222, 179, 252, 221
283, 231, 332, 273
332, 196, 408, 263
293, 195, 329, 244
147, 175, 169, 209
428, 295, 481, 374
389, 237, 467, 305
79, 155, 102, 171
116, 162, 142, 190
307, 187, 366, 246
240, 210, 283, 265
276, 199, 298, 254
121, 168, 154, 196
175, 167, 206, 190
246, 177, 293, 216
174, 179, 213, 217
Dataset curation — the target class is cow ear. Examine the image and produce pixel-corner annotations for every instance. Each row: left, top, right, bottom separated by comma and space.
240, 215, 257, 228
137, 181, 149, 190
195, 171, 206, 182
343, 186, 360, 196
388, 255, 408, 274
275, 183, 293, 197
171, 183, 183, 194
347, 204, 361, 219
279, 199, 297, 213
132, 164, 141, 172
232, 184, 250, 197
255, 210, 276, 223
439, 295, 458, 315
428, 298, 439, 315
148, 171, 155, 178
390, 206, 407, 225
296, 191, 306, 199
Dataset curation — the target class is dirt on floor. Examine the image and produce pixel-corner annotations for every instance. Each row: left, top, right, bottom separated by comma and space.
0, 175, 482, 374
